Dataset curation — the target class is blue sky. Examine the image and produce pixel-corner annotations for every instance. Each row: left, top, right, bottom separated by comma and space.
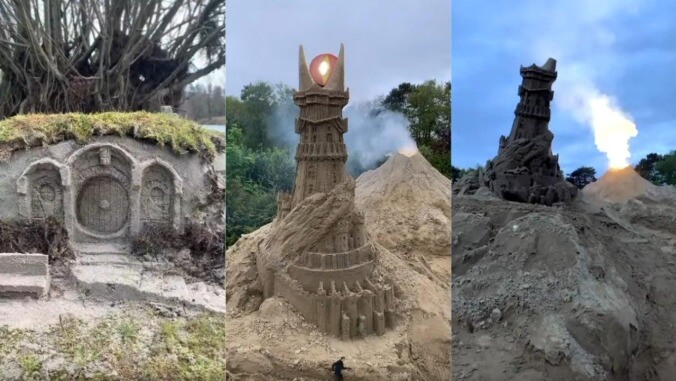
452, 0, 676, 175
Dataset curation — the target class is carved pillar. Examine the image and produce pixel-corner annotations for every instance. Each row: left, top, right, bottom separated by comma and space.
341, 314, 351, 341
328, 282, 342, 337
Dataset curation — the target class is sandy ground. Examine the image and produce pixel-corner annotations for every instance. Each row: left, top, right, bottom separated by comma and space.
225, 153, 452, 381
452, 169, 676, 380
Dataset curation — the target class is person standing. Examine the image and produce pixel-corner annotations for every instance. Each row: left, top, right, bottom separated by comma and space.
331, 356, 349, 380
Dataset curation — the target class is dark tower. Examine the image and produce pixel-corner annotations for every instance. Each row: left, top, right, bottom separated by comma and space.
506, 58, 557, 144
290, 44, 350, 208
482, 58, 577, 206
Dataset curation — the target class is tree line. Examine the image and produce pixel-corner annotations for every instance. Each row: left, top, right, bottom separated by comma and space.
451, 151, 676, 188
226, 80, 451, 246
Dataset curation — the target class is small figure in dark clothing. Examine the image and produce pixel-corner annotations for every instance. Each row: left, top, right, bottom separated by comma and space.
331, 356, 349, 380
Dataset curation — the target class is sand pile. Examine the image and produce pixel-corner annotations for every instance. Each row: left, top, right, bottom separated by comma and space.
582, 166, 663, 203
226, 152, 452, 381
356, 152, 451, 258
453, 186, 676, 380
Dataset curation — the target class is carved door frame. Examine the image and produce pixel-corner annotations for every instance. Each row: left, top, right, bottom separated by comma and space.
65, 143, 140, 241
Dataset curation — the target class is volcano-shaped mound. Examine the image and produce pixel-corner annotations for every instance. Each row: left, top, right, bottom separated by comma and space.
356, 152, 451, 258
582, 166, 664, 203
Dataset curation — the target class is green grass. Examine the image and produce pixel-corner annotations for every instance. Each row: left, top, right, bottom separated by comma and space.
0, 310, 225, 380
0, 112, 224, 162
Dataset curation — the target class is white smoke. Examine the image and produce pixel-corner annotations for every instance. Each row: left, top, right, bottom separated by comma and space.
529, 0, 641, 169
266, 97, 416, 173
343, 101, 417, 170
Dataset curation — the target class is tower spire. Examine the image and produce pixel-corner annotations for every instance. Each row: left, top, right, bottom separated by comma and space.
299, 45, 313, 91
325, 43, 345, 91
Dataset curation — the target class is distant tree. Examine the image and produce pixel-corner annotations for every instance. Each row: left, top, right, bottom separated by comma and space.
382, 80, 451, 179
182, 83, 225, 122
566, 166, 597, 189
382, 82, 415, 113
451, 166, 467, 182
655, 151, 676, 185
635, 153, 665, 185
231, 81, 296, 150
0, 0, 225, 116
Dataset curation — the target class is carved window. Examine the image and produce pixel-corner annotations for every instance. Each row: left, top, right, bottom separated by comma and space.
326, 133, 333, 142
141, 165, 174, 225
30, 172, 63, 221
312, 134, 317, 143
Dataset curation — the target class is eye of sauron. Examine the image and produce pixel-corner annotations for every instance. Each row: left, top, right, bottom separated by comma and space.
309, 54, 338, 87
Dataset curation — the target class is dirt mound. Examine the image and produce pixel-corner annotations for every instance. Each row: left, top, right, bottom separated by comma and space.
453, 191, 676, 380
356, 152, 451, 258
582, 167, 663, 203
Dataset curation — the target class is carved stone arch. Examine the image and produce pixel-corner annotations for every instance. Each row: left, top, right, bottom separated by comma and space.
65, 143, 139, 240
138, 158, 183, 231
16, 158, 70, 222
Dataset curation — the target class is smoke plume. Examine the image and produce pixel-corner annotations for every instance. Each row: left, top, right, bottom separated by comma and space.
530, 0, 641, 169
266, 97, 416, 175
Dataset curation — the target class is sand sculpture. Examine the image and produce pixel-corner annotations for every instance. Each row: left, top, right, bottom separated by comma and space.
456, 58, 577, 205
0, 118, 218, 247
257, 44, 397, 340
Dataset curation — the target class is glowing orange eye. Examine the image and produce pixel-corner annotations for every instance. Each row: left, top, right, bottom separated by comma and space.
309, 54, 338, 86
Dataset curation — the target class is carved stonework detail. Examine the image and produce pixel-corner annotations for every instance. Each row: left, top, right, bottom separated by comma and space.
141, 165, 174, 225
30, 172, 64, 221
100, 147, 111, 166
76, 176, 130, 234
70, 145, 134, 236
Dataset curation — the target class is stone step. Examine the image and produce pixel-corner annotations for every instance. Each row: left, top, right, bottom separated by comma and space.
0, 253, 49, 276
76, 253, 142, 268
71, 242, 130, 255
0, 253, 50, 299
0, 274, 50, 298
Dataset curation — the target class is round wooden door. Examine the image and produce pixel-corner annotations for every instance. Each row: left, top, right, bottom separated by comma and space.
76, 176, 130, 234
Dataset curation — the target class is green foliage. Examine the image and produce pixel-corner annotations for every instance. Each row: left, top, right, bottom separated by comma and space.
1, 311, 225, 380
635, 153, 664, 184
382, 80, 451, 178
226, 125, 295, 247
225, 79, 451, 246
635, 151, 676, 185
0, 112, 224, 162
451, 166, 471, 182
655, 151, 676, 185
566, 166, 597, 189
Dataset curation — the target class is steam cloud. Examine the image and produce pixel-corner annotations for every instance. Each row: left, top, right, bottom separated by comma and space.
530, 0, 640, 169
267, 98, 416, 174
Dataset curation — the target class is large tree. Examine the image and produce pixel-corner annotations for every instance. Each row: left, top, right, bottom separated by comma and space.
0, 0, 225, 116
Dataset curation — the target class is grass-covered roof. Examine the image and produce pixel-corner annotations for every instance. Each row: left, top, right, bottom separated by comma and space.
0, 112, 224, 162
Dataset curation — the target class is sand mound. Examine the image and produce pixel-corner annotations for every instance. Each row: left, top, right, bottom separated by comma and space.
226, 151, 452, 380
582, 167, 663, 203
453, 186, 676, 380
356, 152, 451, 257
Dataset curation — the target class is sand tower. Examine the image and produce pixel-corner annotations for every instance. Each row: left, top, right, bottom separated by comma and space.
265, 45, 397, 340
481, 58, 577, 205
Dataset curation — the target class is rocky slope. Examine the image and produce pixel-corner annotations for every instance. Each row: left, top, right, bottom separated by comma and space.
452, 169, 676, 380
